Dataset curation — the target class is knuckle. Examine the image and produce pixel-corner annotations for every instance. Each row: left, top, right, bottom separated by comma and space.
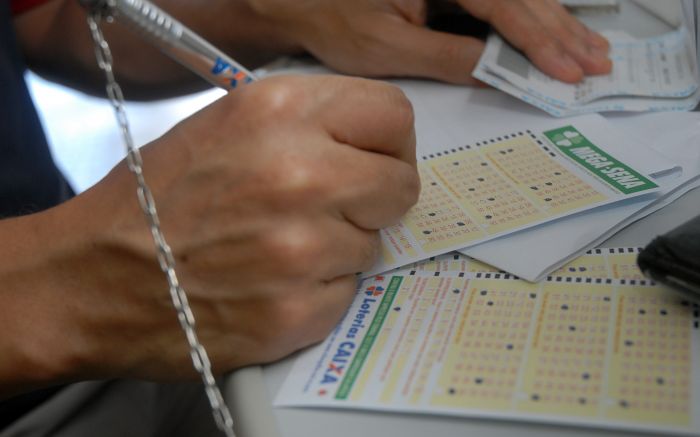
265, 225, 322, 275
281, 160, 319, 192
272, 160, 326, 206
252, 149, 326, 210
244, 77, 302, 121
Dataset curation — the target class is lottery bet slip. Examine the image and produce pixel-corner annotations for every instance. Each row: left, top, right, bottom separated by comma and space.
367, 116, 664, 277
473, 29, 700, 117
276, 248, 700, 435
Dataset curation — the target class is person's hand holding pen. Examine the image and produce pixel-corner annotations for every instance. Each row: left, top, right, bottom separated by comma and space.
0, 75, 419, 395
248, 0, 612, 84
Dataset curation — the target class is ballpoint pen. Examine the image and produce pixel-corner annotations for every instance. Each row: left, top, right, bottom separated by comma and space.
80, 0, 257, 90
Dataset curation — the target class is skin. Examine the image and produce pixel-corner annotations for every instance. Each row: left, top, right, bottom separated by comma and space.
2, 0, 611, 399
0, 75, 419, 398
247, 0, 611, 85
14, 0, 611, 99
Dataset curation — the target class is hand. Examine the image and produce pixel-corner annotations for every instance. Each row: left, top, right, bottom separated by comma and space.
9, 75, 419, 386
248, 0, 611, 84
458, 0, 612, 82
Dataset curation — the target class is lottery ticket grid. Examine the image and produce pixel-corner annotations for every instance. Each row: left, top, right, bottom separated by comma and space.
400, 247, 649, 280
373, 127, 656, 277
277, 248, 700, 435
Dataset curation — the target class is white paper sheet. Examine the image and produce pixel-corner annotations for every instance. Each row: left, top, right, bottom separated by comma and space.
462, 111, 700, 281
389, 79, 693, 282
473, 29, 700, 117
366, 115, 668, 276
277, 254, 700, 435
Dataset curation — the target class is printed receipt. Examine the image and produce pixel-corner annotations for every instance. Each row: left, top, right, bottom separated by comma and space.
276, 248, 700, 436
367, 117, 660, 277
473, 29, 700, 117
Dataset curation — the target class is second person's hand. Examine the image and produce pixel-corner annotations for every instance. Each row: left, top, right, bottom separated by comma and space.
248, 0, 612, 84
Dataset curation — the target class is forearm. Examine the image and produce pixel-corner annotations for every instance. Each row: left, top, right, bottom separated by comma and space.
14, 0, 302, 99
0, 173, 172, 400
0, 208, 84, 399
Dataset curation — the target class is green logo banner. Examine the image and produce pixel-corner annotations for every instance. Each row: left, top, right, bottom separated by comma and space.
543, 126, 658, 195
335, 276, 402, 400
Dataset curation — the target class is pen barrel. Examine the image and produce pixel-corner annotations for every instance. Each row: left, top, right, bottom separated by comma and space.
89, 0, 257, 90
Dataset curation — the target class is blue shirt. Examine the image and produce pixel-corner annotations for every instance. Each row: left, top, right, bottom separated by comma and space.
0, 1, 72, 218
0, 0, 72, 428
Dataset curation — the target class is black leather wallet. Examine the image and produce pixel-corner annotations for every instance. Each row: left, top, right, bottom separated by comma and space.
638, 214, 700, 294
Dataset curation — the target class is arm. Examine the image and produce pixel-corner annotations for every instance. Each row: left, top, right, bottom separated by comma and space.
0, 211, 79, 399
14, 0, 611, 101
0, 74, 420, 399
13, 0, 303, 99
247, 0, 612, 85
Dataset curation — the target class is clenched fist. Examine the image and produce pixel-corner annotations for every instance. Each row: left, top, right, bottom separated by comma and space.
0, 75, 419, 394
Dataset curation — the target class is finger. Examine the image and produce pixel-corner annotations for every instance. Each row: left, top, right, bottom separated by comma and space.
459, 0, 611, 82
523, 0, 612, 75
265, 213, 379, 280
326, 138, 420, 230
585, 26, 611, 52
311, 75, 418, 166
317, 216, 381, 280
224, 274, 360, 366
298, 274, 360, 346
538, 0, 610, 54
470, 0, 583, 82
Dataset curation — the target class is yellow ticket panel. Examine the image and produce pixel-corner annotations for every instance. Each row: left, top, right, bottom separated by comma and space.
550, 247, 646, 279
278, 250, 699, 435
367, 118, 660, 276
397, 247, 647, 279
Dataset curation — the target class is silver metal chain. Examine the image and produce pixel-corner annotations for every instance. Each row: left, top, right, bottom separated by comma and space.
86, 13, 236, 437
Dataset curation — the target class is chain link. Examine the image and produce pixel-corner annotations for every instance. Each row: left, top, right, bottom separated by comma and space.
86, 13, 236, 437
